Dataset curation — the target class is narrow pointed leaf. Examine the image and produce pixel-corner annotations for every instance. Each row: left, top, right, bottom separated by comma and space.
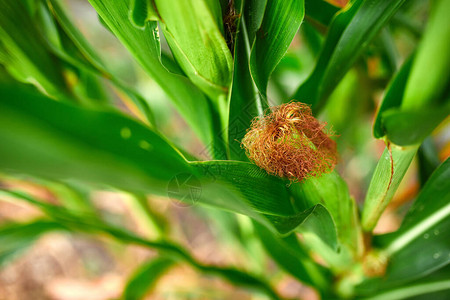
228, 0, 268, 160
47, 0, 156, 123
1, 189, 281, 300
292, 0, 406, 112
250, 0, 304, 97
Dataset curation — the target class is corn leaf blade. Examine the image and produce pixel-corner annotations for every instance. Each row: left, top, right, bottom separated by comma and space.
292, 0, 406, 112
0, 84, 337, 238
123, 256, 175, 300
86, 0, 215, 147
154, 0, 233, 101
227, 0, 268, 160
359, 159, 450, 293
249, 0, 304, 97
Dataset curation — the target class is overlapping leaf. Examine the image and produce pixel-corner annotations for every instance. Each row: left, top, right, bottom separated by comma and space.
228, 0, 304, 159
227, 0, 268, 160
86, 0, 216, 150
0, 1, 69, 98
291, 172, 362, 256
372, 0, 450, 146
154, 0, 233, 103
358, 159, 450, 293
254, 223, 330, 290
249, 0, 304, 97
0, 189, 280, 299
0, 85, 336, 238
362, 145, 418, 231
292, 0, 406, 112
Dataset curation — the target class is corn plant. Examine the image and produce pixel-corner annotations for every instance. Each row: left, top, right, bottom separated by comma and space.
0, 0, 449, 299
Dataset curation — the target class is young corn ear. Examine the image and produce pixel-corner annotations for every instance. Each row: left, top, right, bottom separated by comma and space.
242, 102, 338, 182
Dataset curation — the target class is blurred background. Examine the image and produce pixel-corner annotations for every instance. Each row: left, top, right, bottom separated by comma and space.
0, 0, 448, 299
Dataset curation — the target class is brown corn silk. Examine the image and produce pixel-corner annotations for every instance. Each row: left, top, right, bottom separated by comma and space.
241, 102, 337, 182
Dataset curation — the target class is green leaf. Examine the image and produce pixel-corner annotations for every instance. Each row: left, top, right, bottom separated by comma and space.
373, 56, 413, 139
0, 189, 281, 300
46, 0, 156, 123
244, 0, 268, 40
47, 0, 108, 75
129, 0, 160, 29
86, 0, 216, 150
0, 84, 193, 195
357, 159, 450, 294
0, 0, 69, 97
294, 204, 339, 252
369, 1, 450, 147
249, 0, 304, 97
361, 279, 450, 300
227, 0, 268, 160
304, 0, 339, 28
357, 264, 450, 298
291, 172, 363, 256
381, 104, 450, 146
417, 138, 441, 186
0, 220, 63, 266
254, 223, 330, 290
402, 0, 450, 110
292, 0, 406, 112
379, 158, 449, 267
361, 144, 418, 232
191, 161, 338, 235
0, 85, 338, 238
154, 0, 233, 102
123, 256, 175, 300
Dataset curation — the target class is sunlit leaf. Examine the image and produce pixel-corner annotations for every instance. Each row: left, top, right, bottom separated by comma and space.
379, 158, 449, 276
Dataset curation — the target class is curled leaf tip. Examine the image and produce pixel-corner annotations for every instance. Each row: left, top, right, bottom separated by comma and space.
241, 101, 338, 182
